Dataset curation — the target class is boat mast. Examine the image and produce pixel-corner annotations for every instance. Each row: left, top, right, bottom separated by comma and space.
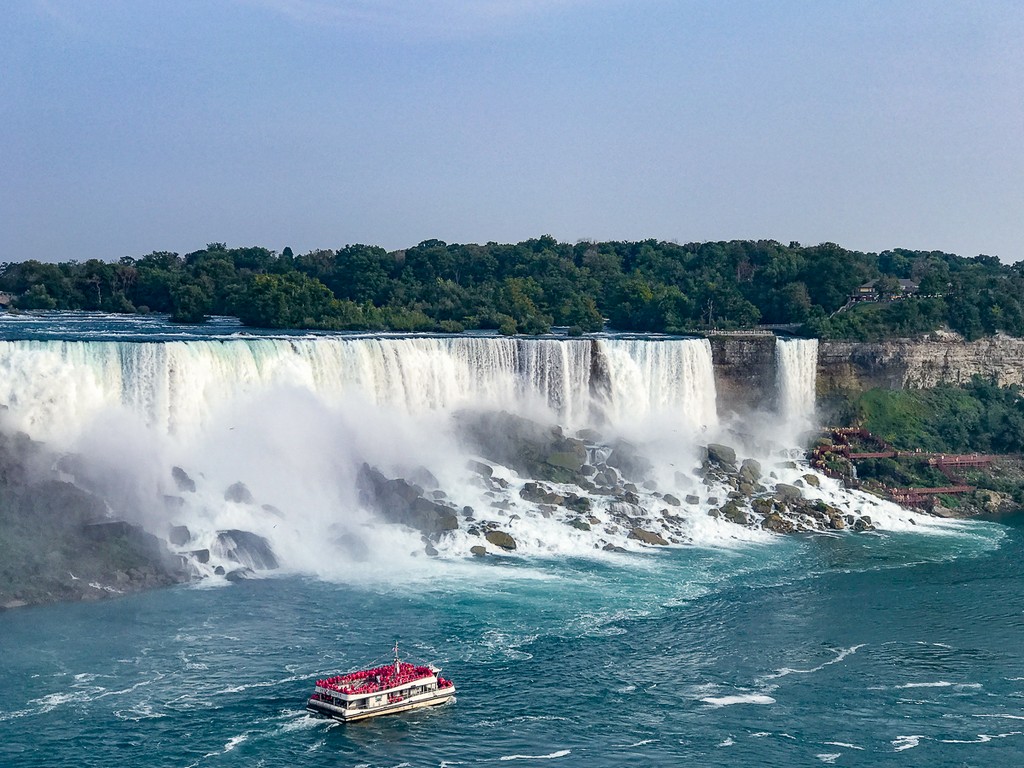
394, 640, 401, 676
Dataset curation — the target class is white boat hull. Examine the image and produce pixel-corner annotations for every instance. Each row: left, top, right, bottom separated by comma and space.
307, 687, 456, 723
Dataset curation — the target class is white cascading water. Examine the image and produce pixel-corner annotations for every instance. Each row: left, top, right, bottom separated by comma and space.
0, 337, 719, 442
0, 333, 946, 576
775, 338, 818, 438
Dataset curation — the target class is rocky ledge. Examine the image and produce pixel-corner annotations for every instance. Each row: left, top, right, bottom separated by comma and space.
0, 429, 190, 610
355, 411, 884, 557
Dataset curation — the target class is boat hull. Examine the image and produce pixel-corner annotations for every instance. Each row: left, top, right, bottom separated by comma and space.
306, 688, 455, 723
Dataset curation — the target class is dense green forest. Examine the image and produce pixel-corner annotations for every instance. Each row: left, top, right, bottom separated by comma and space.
2, 238, 1023, 339
841, 379, 1024, 455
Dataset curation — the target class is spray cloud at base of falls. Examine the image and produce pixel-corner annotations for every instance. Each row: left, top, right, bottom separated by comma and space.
0, 331, 949, 582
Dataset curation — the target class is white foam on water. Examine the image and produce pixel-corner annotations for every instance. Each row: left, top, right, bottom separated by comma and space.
892, 735, 924, 751
823, 741, 864, 750
762, 644, 864, 681
816, 755, 841, 764
498, 749, 571, 761
940, 733, 1023, 744
701, 693, 776, 707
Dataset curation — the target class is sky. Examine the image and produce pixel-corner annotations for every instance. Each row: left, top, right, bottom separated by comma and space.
2, 0, 1023, 263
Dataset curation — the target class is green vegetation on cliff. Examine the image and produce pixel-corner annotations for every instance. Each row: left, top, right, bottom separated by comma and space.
830, 379, 1024, 509
844, 378, 1024, 455
2, 239, 1023, 338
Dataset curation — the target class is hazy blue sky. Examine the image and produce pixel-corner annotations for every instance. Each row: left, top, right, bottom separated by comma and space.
3, 0, 1023, 262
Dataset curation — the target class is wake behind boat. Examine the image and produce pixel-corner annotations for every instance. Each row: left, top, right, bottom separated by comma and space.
307, 643, 455, 722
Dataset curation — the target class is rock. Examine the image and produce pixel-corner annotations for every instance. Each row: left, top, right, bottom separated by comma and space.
706, 443, 737, 468
431, 490, 447, 500
520, 482, 551, 504
762, 514, 794, 534
802, 474, 821, 488
721, 500, 748, 525
570, 519, 591, 531
424, 543, 438, 557
214, 530, 279, 570
470, 545, 487, 557
172, 466, 196, 493
628, 528, 669, 546
546, 445, 587, 473
576, 428, 603, 443
225, 567, 255, 582
189, 549, 210, 564
224, 482, 254, 504
462, 506, 475, 517
685, 494, 700, 505
357, 464, 459, 535
775, 483, 803, 500
484, 530, 517, 551
602, 543, 627, 553
336, 532, 370, 562
168, 525, 191, 547
457, 411, 586, 483
261, 504, 284, 518
409, 466, 439, 490
853, 517, 875, 532
739, 458, 762, 484
213, 566, 226, 576
606, 440, 653, 481
466, 460, 493, 478
563, 494, 592, 513
578, 464, 597, 477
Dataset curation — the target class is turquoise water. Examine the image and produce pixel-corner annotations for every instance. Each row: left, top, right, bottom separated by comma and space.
3, 519, 1022, 767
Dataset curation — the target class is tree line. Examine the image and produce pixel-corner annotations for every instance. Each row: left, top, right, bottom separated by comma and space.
2, 238, 1022, 339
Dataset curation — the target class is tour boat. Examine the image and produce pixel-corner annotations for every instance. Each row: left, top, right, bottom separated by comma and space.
306, 644, 455, 722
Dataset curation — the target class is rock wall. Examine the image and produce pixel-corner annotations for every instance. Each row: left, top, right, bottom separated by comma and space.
707, 334, 1024, 405
818, 336, 1024, 393
707, 335, 778, 414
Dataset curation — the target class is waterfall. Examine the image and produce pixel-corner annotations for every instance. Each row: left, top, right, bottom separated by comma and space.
775, 338, 818, 432
0, 327, 929, 570
597, 338, 718, 433
0, 336, 718, 442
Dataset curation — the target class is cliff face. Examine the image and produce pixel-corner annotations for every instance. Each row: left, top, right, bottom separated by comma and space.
817, 336, 1024, 393
706, 334, 1024, 406
707, 335, 778, 414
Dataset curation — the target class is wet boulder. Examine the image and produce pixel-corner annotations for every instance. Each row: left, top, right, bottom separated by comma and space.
214, 530, 279, 570
172, 466, 196, 493
606, 440, 653, 482
739, 459, 762, 485
628, 528, 668, 546
774, 483, 803, 501
456, 411, 586, 483
224, 482, 254, 504
706, 444, 737, 469
168, 525, 191, 547
485, 530, 517, 551
225, 567, 255, 582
